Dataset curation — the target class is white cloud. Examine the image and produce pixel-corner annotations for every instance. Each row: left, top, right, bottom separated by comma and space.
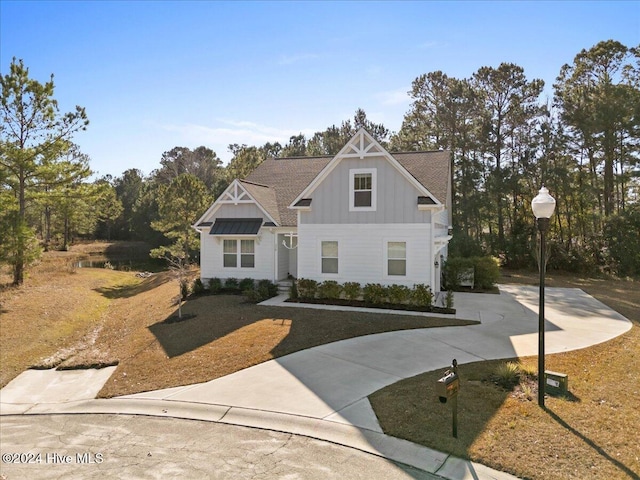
160, 120, 318, 162
374, 87, 411, 106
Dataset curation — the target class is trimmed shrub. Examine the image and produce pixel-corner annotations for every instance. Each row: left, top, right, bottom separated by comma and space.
297, 278, 318, 299
245, 280, 277, 303
473, 256, 500, 289
443, 256, 499, 290
317, 280, 342, 300
343, 282, 361, 301
443, 257, 474, 290
239, 278, 255, 292
411, 283, 433, 307
257, 279, 277, 297
192, 278, 205, 295
208, 277, 222, 294
363, 283, 387, 304
224, 277, 239, 289
387, 284, 410, 304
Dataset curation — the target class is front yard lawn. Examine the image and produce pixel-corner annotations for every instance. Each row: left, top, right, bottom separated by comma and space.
0, 250, 477, 398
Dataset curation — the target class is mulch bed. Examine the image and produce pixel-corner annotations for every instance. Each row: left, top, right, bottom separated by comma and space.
286, 297, 456, 315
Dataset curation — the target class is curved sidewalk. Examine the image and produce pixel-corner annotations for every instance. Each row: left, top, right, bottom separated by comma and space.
1, 285, 632, 479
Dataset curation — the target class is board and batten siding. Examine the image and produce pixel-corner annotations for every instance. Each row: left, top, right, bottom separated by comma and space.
297, 223, 432, 287
207, 203, 266, 220
301, 156, 432, 225
200, 229, 275, 282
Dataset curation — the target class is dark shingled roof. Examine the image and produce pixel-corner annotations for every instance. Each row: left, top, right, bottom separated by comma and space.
245, 156, 332, 226
243, 151, 450, 227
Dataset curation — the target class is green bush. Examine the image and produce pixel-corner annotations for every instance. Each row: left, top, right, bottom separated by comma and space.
243, 280, 276, 303
224, 277, 239, 289
208, 277, 222, 294
297, 278, 318, 299
257, 279, 277, 297
192, 278, 205, 295
343, 282, 361, 301
473, 256, 500, 289
443, 257, 474, 290
445, 290, 454, 309
443, 256, 499, 290
317, 280, 342, 299
387, 284, 410, 304
363, 283, 387, 304
289, 280, 298, 299
239, 278, 255, 292
411, 284, 433, 307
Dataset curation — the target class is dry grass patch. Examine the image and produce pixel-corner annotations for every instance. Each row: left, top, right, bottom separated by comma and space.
0, 257, 140, 387
370, 272, 639, 480
97, 293, 476, 398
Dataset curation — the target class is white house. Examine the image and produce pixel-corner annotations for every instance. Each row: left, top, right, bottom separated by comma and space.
194, 129, 452, 291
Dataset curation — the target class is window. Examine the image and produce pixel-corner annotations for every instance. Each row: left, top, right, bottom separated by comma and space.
223, 239, 255, 268
354, 173, 372, 207
321, 241, 338, 274
350, 168, 376, 211
388, 242, 406, 276
240, 239, 255, 268
223, 240, 237, 268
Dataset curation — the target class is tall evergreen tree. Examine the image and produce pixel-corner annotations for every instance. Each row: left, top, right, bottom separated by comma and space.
1, 58, 88, 284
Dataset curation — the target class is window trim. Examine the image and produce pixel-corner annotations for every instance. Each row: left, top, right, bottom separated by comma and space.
386, 240, 407, 277
349, 168, 377, 212
222, 239, 255, 269
320, 240, 339, 275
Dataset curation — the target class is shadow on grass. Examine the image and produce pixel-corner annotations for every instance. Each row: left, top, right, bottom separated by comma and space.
148, 294, 477, 359
545, 407, 638, 479
95, 271, 175, 299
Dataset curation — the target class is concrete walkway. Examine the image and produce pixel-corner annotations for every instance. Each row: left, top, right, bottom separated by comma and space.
0, 285, 632, 480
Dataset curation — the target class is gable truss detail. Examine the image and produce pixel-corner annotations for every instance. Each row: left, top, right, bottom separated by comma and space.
340, 131, 386, 159
219, 181, 255, 205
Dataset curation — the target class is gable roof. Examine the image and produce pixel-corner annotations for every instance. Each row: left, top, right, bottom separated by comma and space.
196, 130, 451, 229
244, 155, 332, 226
290, 129, 449, 209
393, 151, 451, 207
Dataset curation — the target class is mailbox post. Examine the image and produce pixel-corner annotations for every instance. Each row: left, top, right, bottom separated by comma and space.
436, 359, 459, 438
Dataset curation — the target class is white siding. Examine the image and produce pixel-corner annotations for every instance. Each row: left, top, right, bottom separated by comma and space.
297, 223, 432, 288
200, 229, 275, 282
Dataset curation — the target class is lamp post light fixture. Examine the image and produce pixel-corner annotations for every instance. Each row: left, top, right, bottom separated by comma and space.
532, 186, 556, 408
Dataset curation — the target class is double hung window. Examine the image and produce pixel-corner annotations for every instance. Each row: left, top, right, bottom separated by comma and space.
321, 241, 338, 274
350, 168, 376, 211
387, 241, 406, 276
223, 239, 255, 268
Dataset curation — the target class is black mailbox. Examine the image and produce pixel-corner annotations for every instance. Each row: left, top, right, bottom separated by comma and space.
436, 369, 459, 403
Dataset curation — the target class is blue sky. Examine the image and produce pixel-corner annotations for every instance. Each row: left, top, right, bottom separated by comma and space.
1, 1, 638, 179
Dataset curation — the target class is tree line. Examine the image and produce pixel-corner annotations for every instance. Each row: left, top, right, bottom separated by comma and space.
2, 40, 639, 285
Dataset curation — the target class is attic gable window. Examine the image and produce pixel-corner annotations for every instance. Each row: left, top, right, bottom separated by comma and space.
349, 168, 376, 211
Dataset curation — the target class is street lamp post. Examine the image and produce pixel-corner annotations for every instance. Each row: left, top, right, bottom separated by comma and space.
532, 186, 556, 408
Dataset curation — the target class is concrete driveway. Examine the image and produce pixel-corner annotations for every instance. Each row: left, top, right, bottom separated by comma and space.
0, 285, 631, 480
